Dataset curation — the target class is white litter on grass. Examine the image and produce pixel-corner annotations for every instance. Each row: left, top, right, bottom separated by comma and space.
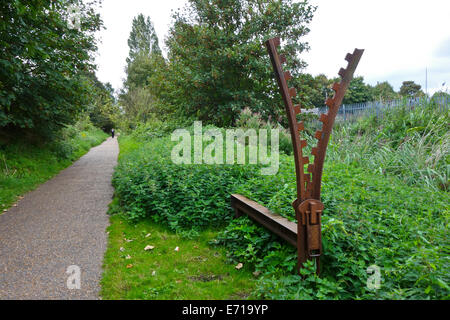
145, 245, 155, 251
152, 271, 156, 276
174, 247, 180, 252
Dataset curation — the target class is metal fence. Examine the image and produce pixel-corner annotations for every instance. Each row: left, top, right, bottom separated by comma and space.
316, 96, 449, 123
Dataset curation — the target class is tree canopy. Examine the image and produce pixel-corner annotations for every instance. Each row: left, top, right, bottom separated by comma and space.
164, 0, 316, 126
119, 13, 168, 128
372, 81, 399, 102
343, 76, 374, 105
399, 81, 424, 98
0, 0, 103, 136
126, 13, 161, 65
115, 1, 419, 130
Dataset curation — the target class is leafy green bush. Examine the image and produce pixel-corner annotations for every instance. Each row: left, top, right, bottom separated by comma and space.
236, 108, 266, 129
128, 117, 190, 141
235, 107, 293, 156
254, 263, 346, 300
74, 115, 96, 132
278, 128, 293, 156
50, 140, 76, 160
113, 135, 260, 237
49, 119, 107, 160
0, 0, 102, 135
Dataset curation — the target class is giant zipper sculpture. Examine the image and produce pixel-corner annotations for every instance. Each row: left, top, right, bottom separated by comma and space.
265, 38, 364, 273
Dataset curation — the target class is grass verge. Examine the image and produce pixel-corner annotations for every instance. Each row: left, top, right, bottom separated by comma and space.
100, 203, 256, 300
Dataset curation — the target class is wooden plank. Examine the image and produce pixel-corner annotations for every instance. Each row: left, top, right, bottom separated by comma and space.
231, 194, 298, 247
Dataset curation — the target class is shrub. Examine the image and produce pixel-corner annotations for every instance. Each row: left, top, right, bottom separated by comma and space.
235, 108, 293, 156
277, 126, 293, 156
50, 119, 107, 160
236, 108, 266, 129
50, 140, 76, 160
113, 135, 260, 237
129, 117, 189, 141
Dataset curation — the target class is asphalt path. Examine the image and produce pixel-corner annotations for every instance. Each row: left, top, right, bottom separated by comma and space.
0, 137, 118, 299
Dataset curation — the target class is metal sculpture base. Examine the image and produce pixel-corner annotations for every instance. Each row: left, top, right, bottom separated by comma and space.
231, 194, 297, 247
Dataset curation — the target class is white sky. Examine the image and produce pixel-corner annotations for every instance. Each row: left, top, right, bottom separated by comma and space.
95, 0, 450, 95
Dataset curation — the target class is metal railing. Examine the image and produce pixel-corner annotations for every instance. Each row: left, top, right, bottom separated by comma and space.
316, 96, 449, 123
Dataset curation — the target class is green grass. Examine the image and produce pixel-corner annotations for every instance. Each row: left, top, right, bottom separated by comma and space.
100, 208, 257, 300
0, 124, 107, 212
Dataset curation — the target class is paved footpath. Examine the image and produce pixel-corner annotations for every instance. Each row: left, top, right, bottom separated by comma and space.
0, 137, 118, 299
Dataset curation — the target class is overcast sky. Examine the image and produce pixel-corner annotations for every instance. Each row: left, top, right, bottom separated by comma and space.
95, 0, 450, 95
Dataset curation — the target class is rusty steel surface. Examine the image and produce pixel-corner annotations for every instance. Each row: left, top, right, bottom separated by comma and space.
265, 37, 364, 273
231, 194, 298, 247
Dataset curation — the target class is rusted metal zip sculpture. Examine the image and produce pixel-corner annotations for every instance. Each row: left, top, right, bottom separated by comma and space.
266, 37, 364, 273
231, 37, 363, 274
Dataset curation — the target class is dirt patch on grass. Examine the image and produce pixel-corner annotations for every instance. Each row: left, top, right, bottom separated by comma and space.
188, 274, 225, 282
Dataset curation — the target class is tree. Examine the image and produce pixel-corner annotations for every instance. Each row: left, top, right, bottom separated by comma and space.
86, 73, 119, 132
293, 74, 321, 109
292, 73, 334, 109
372, 81, 398, 102
399, 81, 424, 98
126, 14, 161, 65
343, 76, 374, 105
0, 0, 103, 136
164, 0, 316, 127
119, 87, 157, 124
430, 90, 450, 109
124, 52, 166, 90
120, 14, 169, 128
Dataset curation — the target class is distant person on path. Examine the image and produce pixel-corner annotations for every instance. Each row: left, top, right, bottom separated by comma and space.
111, 128, 115, 139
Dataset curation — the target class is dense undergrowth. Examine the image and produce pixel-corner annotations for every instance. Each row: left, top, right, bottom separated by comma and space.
112, 103, 449, 300
114, 134, 260, 237
0, 118, 108, 211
